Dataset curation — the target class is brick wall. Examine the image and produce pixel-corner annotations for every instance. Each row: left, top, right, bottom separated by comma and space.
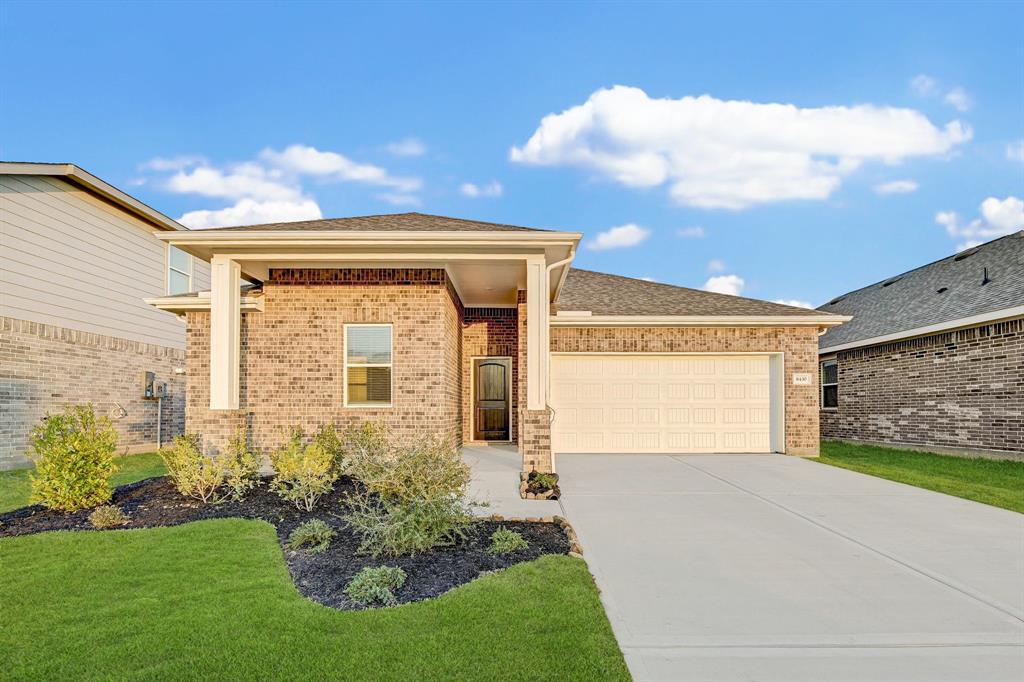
0, 316, 185, 469
550, 326, 822, 456
185, 269, 463, 455
461, 307, 518, 443
821, 318, 1024, 454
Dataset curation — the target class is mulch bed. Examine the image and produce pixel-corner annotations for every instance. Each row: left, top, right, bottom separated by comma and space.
0, 476, 570, 610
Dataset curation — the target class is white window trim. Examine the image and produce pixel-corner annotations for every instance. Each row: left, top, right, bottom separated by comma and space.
820, 358, 838, 410
166, 244, 193, 295
343, 323, 394, 408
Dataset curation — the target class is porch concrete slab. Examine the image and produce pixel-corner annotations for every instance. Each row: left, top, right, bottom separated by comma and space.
461, 444, 562, 519
557, 454, 1024, 682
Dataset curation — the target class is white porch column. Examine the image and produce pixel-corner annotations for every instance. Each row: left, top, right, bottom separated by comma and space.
209, 256, 241, 410
525, 255, 549, 410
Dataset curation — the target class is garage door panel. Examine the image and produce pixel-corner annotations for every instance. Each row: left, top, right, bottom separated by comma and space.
551, 354, 773, 454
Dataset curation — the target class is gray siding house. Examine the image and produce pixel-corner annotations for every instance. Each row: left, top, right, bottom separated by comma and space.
818, 231, 1024, 459
0, 162, 210, 469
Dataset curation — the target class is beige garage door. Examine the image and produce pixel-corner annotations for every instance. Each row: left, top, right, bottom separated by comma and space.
550, 354, 773, 454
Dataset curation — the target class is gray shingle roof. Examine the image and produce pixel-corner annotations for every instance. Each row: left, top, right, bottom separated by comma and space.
556, 268, 831, 317
818, 231, 1024, 350
190, 212, 553, 233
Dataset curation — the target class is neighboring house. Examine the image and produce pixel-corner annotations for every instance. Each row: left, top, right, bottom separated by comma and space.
0, 162, 210, 469
818, 231, 1024, 459
148, 213, 847, 473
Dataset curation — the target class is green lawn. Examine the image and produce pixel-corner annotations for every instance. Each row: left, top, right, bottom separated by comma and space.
1, 519, 628, 681
0, 452, 166, 513
818, 440, 1024, 513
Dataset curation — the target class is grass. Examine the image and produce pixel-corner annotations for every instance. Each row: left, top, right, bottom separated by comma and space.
0, 452, 166, 513
0, 519, 628, 681
818, 440, 1024, 513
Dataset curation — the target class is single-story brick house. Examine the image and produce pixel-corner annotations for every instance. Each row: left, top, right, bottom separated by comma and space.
148, 213, 848, 472
818, 230, 1024, 459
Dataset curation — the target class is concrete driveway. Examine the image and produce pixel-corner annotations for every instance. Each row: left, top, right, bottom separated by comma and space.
557, 454, 1024, 682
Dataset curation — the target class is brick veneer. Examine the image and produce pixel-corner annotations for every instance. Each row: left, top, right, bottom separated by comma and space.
186, 269, 463, 455
0, 316, 185, 469
550, 326, 822, 456
461, 307, 518, 443
821, 318, 1024, 455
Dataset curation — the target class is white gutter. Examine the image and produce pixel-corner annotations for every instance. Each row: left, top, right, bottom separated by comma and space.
551, 314, 851, 328
154, 230, 582, 245
819, 306, 1024, 354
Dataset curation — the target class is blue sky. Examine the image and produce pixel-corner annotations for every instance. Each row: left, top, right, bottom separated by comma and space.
2, 1, 1021, 307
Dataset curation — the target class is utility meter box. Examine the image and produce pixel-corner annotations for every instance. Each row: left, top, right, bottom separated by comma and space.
141, 371, 156, 399
154, 381, 167, 398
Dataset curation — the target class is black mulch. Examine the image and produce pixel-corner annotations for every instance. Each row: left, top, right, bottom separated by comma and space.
0, 476, 570, 610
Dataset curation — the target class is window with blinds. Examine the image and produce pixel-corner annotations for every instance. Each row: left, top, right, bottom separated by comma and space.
344, 324, 393, 407
821, 359, 838, 409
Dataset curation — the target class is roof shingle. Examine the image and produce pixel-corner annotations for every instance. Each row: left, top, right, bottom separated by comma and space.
189, 212, 554, 233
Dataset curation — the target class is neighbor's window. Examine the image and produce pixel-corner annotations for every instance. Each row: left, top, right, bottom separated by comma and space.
821, 359, 838, 409
167, 246, 192, 295
345, 324, 393, 407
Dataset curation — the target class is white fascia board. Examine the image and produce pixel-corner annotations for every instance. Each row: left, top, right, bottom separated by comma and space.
550, 314, 851, 327
144, 295, 265, 313
153, 230, 582, 245
819, 306, 1024, 354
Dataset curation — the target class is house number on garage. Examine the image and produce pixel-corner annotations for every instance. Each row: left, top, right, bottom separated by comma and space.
792, 373, 812, 385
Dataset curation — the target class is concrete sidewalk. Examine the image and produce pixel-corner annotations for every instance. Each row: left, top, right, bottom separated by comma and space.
461, 443, 562, 519
558, 454, 1024, 682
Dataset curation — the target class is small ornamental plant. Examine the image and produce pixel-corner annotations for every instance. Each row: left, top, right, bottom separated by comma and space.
28, 404, 119, 512
527, 472, 558, 493
487, 526, 529, 555
269, 428, 339, 511
88, 505, 128, 529
160, 434, 227, 504
287, 519, 336, 554
222, 426, 261, 502
344, 566, 407, 607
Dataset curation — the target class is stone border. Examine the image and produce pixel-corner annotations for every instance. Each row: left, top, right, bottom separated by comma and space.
488, 513, 582, 558
519, 471, 561, 500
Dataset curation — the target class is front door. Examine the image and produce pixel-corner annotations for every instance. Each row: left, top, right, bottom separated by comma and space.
473, 357, 511, 441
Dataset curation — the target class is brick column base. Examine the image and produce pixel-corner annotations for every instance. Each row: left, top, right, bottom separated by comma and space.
520, 408, 552, 472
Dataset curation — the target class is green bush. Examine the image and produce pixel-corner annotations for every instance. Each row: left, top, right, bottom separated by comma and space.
88, 505, 128, 529
312, 423, 350, 474
488, 526, 529, 555
287, 518, 336, 554
159, 434, 227, 504
344, 433, 477, 556
269, 429, 338, 511
342, 421, 391, 473
28, 404, 119, 511
344, 566, 407, 607
528, 472, 558, 492
222, 426, 261, 501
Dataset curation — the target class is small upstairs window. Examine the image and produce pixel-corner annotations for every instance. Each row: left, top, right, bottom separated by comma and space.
167, 246, 192, 295
344, 324, 393, 407
821, 359, 838, 409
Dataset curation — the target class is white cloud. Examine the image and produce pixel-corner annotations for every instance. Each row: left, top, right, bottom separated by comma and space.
166, 164, 303, 202
1007, 140, 1024, 162
944, 87, 972, 112
385, 137, 426, 157
936, 195, 1024, 250
676, 226, 706, 238
910, 74, 939, 97
511, 86, 970, 209
459, 181, 504, 198
260, 144, 421, 192
140, 155, 206, 172
707, 259, 727, 273
703, 274, 745, 296
874, 179, 919, 195
179, 198, 322, 229
586, 223, 651, 251
376, 192, 421, 207
772, 299, 813, 309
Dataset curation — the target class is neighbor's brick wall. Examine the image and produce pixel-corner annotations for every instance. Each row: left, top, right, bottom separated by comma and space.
185, 269, 463, 455
550, 326, 822, 456
821, 318, 1024, 454
461, 307, 519, 442
0, 316, 185, 469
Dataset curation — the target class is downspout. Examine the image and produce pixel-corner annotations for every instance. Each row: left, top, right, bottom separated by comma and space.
544, 252, 576, 425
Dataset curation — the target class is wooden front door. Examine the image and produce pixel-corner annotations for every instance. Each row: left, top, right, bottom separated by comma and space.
473, 357, 511, 441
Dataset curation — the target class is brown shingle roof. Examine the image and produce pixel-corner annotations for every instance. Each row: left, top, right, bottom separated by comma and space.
191, 212, 554, 233
556, 268, 832, 317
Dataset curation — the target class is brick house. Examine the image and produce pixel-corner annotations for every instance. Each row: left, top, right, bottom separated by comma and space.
0, 163, 210, 469
149, 213, 846, 473
818, 231, 1024, 459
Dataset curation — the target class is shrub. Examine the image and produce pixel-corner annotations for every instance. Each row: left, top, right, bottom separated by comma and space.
88, 505, 128, 529
269, 429, 338, 511
344, 433, 477, 556
313, 423, 350, 475
344, 566, 407, 607
528, 472, 558, 492
287, 518, 336, 554
28, 404, 119, 511
488, 526, 529, 555
159, 434, 227, 504
222, 426, 261, 501
342, 421, 391, 473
